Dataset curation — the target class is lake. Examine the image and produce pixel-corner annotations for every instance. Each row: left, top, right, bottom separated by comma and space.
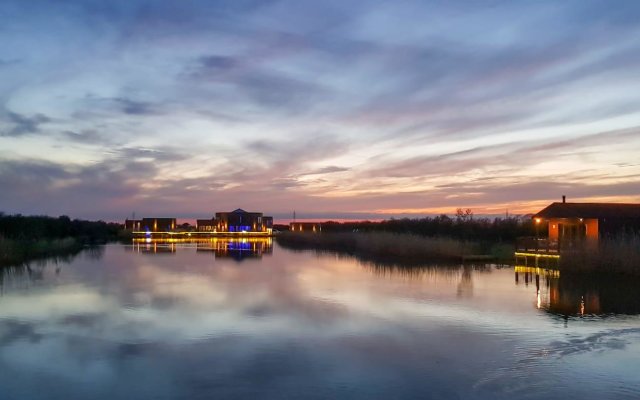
1, 238, 639, 399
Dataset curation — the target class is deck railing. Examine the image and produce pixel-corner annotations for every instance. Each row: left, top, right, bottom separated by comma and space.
516, 237, 598, 254
516, 237, 559, 254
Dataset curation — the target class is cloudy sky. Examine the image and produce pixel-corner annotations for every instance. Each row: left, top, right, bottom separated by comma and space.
1, 0, 640, 221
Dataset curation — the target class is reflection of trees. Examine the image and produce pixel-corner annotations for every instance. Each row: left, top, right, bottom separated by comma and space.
363, 262, 490, 298
457, 265, 473, 298
0, 264, 45, 294
365, 263, 462, 280
83, 246, 105, 260
1, 247, 105, 294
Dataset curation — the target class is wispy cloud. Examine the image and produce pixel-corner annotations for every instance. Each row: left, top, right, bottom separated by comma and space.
0, 0, 639, 218
1, 112, 51, 137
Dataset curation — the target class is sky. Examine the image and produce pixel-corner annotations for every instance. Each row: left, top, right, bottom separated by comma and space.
1, 0, 640, 222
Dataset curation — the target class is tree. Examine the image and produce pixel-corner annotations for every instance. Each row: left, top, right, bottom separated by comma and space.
455, 208, 473, 223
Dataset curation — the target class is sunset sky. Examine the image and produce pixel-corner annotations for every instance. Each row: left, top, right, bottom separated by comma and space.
1, 1, 640, 221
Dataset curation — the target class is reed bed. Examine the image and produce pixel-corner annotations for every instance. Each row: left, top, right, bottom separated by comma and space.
276, 232, 483, 265
560, 235, 640, 275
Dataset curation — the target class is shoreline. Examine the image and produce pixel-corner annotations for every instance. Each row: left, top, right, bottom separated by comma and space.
276, 231, 640, 275
0, 237, 85, 268
275, 231, 514, 266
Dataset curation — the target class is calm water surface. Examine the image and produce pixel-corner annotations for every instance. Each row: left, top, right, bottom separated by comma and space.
1, 239, 639, 399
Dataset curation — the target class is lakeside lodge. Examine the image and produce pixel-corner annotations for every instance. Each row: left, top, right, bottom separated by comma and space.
125, 209, 274, 236
516, 196, 640, 264
533, 198, 640, 244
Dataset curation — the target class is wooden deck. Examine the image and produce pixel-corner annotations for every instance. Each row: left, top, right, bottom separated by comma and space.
515, 237, 561, 268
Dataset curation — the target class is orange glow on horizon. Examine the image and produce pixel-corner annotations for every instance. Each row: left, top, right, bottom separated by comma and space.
370, 194, 640, 216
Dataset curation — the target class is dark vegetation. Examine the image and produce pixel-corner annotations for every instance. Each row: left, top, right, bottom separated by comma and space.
280, 210, 534, 264
318, 210, 535, 242
0, 213, 122, 242
559, 234, 640, 275
276, 230, 516, 267
0, 213, 121, 267
279, 211, 640, 275
277, 232, 474, 265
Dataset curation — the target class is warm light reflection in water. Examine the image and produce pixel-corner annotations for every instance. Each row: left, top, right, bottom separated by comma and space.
0, 241, 639, 399
130, 237, 274, 260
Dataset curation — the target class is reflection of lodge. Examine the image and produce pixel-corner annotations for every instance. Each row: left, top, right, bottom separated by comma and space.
515, 266, 640, 317
517, 197, 640, 258
129, 238, 273, 260
125, 218, 177, 232
129, 240, 177, 254
196, 238, 273, 260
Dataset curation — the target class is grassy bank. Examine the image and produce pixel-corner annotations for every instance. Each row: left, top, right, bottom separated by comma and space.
559, 235, 640, 275
0, 237, 84, 267
276, 232, 510, 266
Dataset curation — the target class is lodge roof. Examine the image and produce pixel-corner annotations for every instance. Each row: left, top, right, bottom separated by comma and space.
534, 202, 640, 219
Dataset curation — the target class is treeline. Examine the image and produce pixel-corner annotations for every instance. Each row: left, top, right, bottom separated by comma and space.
319, 212, 535, 242
0, 213, 122, 243
277, 232, 496, 266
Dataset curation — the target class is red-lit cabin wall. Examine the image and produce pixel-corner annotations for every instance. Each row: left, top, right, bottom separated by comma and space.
548, 219, 559, 240
585, 218, 598, 241
547, 218, 598, 241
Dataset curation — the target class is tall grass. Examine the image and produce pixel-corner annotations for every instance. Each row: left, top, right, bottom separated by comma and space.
560, 234, 640, 275
276, 232, 484, 265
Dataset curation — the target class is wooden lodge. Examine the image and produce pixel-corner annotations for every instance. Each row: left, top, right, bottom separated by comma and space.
517, 197, 640, 259
534, 197, 640, 242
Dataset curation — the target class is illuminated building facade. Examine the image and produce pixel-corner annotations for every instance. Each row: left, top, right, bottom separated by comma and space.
289, 222, 322, 233
533, 198, 640, 243
124, 219, 142, 231
216, 209, 273, 233
196, 219, 216, 232
196, 209, 273, 234
140, 217, 177, 232
126, 210, 273, 235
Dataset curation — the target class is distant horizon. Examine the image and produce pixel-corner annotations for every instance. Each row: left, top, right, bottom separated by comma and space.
2, 196, 623, 224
